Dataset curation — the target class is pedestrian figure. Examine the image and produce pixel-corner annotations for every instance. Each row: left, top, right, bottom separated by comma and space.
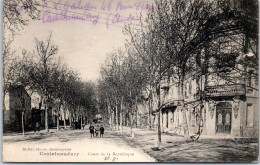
100, 125, 104, 137
89, 124, 95, 137
34, 122, 40, 133
95, 125, 100, 137
82, 123, 85, 129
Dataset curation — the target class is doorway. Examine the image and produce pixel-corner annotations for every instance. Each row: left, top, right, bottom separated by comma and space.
216, 102, 232, 134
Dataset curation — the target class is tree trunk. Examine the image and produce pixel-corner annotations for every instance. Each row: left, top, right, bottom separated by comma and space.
109, 109, 112, 128
157, 109, 161, 145
139, 114, 142, 129
120, 112, 123, 131
125, 112, 127, 126
179, 75, 189, 136
120, 99, 123, 131
157, 58, 162, 147
109, 114, 112, 128
160, 110, 163, 132
115, 101, 119, 131
57, 111, 59, 131
135, 96, 138, 128
112, 110, 115, 130
3, 92, 6, 111
135, 111, 138, 128
148, 98, 152, 130
157, 84, 162, 147
108, 104, 112, 128
81, 114, 83, 129
57, 102, 61, 131
22, 111, 25, 136
84, 114, 86, 125
69, 112, 72, 127
127, 107, 130, 126
130, 112, 134, 137
45, 100, 49, 132
63, 107, 67, 129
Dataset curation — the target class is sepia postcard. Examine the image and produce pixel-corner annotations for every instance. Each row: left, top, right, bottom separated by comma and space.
2, 0, 259, 163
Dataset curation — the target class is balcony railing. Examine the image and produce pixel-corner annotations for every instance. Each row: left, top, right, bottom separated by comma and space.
161, 98, 179, 109
205, 84, 245, 97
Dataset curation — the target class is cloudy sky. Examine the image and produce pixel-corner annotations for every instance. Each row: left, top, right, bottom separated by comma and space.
11, 0, 154, 82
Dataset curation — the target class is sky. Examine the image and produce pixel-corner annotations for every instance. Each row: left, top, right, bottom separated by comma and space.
11, 0, 154, 82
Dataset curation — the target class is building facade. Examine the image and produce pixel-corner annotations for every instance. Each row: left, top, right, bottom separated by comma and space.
140, 45, 258, 138
145, 69, 258, 138
3, 85, 31, 132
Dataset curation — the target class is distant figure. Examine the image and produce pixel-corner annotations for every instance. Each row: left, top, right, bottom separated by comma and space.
100, 125, 104, 137
72, 123, 76, 130
82, 123, 85, 129
95, 125, 100, 137
89, 124, 95, 137
34, 122, 40, 133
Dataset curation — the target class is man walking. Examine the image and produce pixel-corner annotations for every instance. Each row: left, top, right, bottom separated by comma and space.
89, 124, 95, 137
100, 125, 104, 137
95, 125, 100, 137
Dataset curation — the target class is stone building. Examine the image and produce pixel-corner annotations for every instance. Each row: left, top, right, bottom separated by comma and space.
31, 92, 57, 128
3, 85, 31, 132
146, 66, 258, 138
140, 38, 258, 138
31, 92, 44, 127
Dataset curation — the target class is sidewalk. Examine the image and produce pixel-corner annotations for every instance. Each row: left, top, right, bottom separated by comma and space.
3, 128, 69, 143
3, 126, 258, 162
110, 126, 258, 163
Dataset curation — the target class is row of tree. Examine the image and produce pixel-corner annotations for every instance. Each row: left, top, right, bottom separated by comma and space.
98, 0, 258, 143
98, 47, 148, 135
3, 0, 97, 132
4, 32, 97, 132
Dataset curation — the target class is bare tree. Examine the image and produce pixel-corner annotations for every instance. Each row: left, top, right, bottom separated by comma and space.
123, 0, 259, 142
3, 0, 40, 110
27, 33, 58, 132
